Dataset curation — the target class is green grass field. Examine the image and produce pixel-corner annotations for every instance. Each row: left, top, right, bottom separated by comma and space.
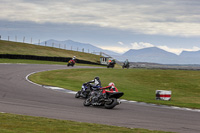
0, 113, 173, 133
29, 68, 200, 109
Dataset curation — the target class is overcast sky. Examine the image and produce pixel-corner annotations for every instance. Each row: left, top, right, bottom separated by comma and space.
1, 0, 200, 54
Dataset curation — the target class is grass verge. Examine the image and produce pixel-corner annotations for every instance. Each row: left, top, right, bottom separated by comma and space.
29, 68, 200, 109
0, 113, 173, 133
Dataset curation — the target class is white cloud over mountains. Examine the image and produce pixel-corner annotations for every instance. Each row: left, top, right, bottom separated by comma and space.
1, 0, 200, 37
131, 42, 154, 50
157, 45, 200, 55
101, 42, 200, 55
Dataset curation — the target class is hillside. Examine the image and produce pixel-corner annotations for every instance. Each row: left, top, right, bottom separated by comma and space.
41, 39, 119, 56
0, 40, 101, 64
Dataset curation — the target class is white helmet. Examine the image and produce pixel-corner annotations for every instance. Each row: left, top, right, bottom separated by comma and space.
73, 56, 76, 58
109, 82, 115, 86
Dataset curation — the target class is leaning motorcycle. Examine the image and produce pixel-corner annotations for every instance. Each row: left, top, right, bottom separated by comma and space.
67, 60, 75, 67
83, 88, 124, 109
75, 83, 101, 98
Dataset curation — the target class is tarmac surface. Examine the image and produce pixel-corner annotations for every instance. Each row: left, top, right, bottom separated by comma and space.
0, 64, 200, 133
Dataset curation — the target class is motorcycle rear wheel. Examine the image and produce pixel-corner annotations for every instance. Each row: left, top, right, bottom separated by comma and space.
104, 98, 117, 109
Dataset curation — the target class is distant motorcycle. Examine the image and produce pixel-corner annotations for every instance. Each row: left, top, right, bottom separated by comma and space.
67, 60, 75, 67
122, 63, 129, 69
107, 60, 116, 68
83, 87, 124, 109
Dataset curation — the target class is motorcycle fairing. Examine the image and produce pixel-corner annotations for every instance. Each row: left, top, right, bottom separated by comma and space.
106, 92, 124, 99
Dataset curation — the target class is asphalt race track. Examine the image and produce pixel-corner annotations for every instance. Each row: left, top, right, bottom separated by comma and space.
0, 64, 200, 133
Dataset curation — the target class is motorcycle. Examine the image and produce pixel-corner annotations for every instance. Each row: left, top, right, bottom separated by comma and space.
75, 83, 101, 98
122, 63, 129, 69
107, 60, 116, 68
83, 87, 124, 109
67, 60, 75, 67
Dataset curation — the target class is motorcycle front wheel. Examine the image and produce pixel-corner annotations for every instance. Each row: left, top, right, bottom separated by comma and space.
75, 91, 81, 98
104, 98, 117, 109
83, 98, 91, 106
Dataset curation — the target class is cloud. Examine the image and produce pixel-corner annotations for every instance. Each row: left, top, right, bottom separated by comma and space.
130, 42, 200, 55
1, 0, 200, 37
99, 46, 130, 53
131, 42, 154, 49
118, 41, 124, 45
158, 46, 200, 55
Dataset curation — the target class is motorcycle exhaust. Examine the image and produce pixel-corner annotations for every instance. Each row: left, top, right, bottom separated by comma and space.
117, 99, 121, 105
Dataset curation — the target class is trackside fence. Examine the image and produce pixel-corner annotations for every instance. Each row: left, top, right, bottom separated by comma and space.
0, 35, 98, 54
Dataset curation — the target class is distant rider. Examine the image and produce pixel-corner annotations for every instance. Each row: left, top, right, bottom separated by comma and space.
72, 56, 76, 60
71, 56, 76, 63
124, 59, 129, 66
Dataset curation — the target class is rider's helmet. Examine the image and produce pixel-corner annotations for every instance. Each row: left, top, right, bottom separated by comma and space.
73, 56, 76, 58
94, 76, 100, 80
109, 82, 115, 86
109, 82, 115, 90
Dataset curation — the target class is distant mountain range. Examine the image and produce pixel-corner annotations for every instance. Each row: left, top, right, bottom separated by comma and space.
118, 47, 200, 64
122, 47, 177, 64
41, 39, 200, 64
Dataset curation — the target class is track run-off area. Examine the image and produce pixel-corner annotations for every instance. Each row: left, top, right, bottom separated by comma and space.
0, 64, 200, 133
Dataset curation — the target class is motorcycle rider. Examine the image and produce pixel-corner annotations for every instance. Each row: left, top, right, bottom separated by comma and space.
72, 56, 76, 60
107, 59, 116, 68
124, 59, 129, 66
71, 56, 76, 63
83, 81, 124, 108
94, 82, 118, 103
101, 82, 118, 94
81, 77, 102, 97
